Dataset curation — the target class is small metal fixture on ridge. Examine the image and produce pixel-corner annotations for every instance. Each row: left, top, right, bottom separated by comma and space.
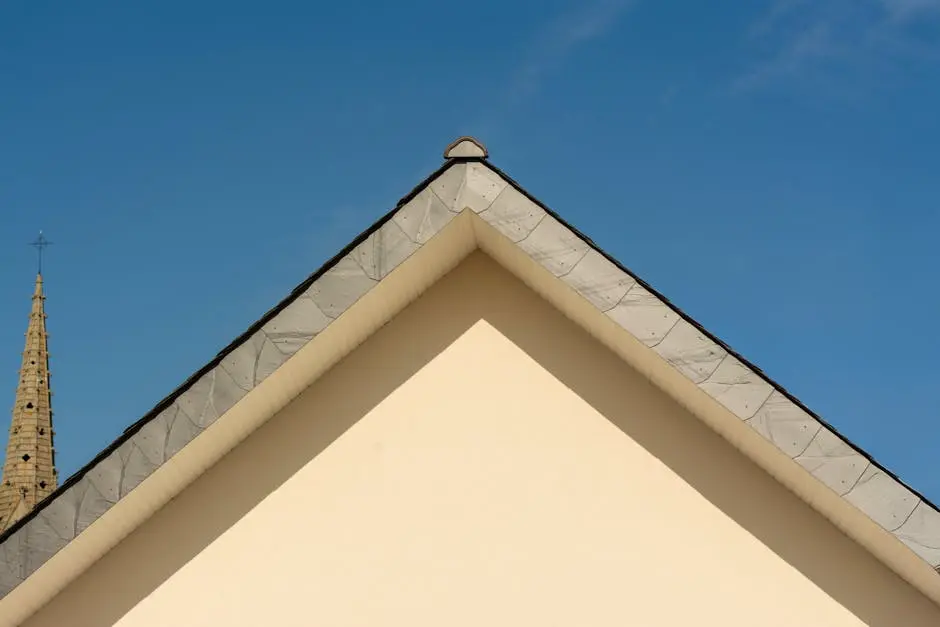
443, 136, 488, 159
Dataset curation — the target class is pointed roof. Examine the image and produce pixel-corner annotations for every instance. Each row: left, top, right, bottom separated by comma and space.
1, 138, 939, 615
0, 274, 58, 532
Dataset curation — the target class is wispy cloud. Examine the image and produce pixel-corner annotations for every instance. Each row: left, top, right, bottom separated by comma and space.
880, 0, 940, 21
470, 0, 635, 145
506, 0, 635, 107
735, 0, 940, 94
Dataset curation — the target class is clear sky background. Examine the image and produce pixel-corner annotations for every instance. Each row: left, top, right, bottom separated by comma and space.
1, 1, 938, 501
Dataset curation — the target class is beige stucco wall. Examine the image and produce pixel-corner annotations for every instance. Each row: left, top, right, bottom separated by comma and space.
24, 253, 940, 627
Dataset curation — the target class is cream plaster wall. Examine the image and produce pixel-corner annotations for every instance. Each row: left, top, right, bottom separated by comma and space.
23, 253, 940, 627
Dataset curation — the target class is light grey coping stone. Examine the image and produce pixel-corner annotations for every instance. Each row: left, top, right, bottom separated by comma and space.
1, 151, 938, 600
443, 136, 488, 159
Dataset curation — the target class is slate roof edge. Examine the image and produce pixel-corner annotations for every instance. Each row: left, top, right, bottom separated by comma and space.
483, 160, 940, 524
2, 149, 937, 594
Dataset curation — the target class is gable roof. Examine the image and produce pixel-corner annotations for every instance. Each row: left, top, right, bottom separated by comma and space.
2, 137, 939, 611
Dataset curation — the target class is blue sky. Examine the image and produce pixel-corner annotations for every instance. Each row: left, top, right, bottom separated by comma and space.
1, 1, 939, 501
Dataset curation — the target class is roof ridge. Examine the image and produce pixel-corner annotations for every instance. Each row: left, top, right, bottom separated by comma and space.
2, 139, 938, 609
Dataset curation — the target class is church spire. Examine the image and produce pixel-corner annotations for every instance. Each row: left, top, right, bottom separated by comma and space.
0, 270, 58, 532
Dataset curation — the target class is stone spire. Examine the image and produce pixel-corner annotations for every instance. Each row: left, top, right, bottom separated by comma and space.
0, 273, 57, 532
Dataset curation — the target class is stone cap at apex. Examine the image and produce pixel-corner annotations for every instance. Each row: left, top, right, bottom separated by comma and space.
444, 136, 488, 160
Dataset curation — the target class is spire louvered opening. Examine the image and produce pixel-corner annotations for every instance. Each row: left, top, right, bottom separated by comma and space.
0, 270, 57, 533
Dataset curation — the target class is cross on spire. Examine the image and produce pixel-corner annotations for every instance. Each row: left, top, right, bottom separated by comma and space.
29, 231, 52, 275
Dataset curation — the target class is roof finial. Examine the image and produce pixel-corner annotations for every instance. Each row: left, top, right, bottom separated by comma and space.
29, 231, 52, 276
444, 136, 488, 160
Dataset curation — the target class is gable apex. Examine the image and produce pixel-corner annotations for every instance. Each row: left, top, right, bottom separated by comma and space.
2, 142, 940, 622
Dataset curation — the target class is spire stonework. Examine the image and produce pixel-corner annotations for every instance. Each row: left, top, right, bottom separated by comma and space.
0, 274, 57, 532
